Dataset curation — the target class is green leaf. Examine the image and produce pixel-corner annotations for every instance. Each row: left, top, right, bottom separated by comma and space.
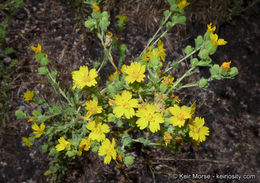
49, 147, 57, 156
197, 58, 212, 67
177, 16, 186, 24
151, 56, 159, 69
100, 12, 110, 31
166, 22, 173, 30
84, 19, 96, 30
15, 110, 27, 119
35, 53, 45, 61
66, 151, 75, 157
37, 115, 48, 123
120, 133, 132, 148
32, 110, 42, 117
195, 35, 203, 49
230, 67, 238, 77
108, 85, 116, 97
171, 61, 179, 68
190, 58, 199, 67
198, 78, 209, 90
50, 70, 57, 79
38, 66, 48, 75
210, 64, 220, 76
118, 44, 126, 68
124, 156, 134, 166
160, 83, 168, 93
138, 137, 151, 146
71, 134, 81, 147
170, 4, 177, 11
205, 40, 217, 55
40, 57, 49, 66
163, 10, 170, 18
184, 45, 194, 55
93, 61, 100, 69
198, 49, 209, 60
41, 144, 48, 153
167, 0, 176, 6
91, 145, 99, 153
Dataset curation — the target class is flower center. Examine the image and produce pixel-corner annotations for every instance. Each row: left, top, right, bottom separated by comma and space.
134, 73, 139, 79
179, 115, 184, 120
93, 126, 102, 134
122, 101, 129, 108
85, 76, 89, 82
91, 108, 97, 113
147, 114, 153, 121
194, 128, 199, 133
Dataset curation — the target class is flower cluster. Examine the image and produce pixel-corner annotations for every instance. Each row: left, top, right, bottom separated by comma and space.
17, 1, 238, 181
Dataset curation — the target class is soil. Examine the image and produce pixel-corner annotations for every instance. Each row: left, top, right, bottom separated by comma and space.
0, 0, 259, 182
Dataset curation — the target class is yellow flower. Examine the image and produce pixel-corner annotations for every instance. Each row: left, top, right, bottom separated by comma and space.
93, 3, 100, 12
157, 40, 166, 62
86, 118, 110, 142
27, 117, 34, 123
121, 64, 127, 73
55, 137, 72, 151
32, 123, 45, 138
108, 70, 120, 82
108, 99, 114, 106
79, 138, 91, 151
84, 99, 102, 118
207, 22, 216, 33
71, 65, 98, 89
23, 90, 34, 102
168, 105, 191, 128
162, 75, 174, 86
148, 46, 154, 51
113, 90, 139, 119
98, 138, 117, 164
177, 0, 190, 9
170, 94, 181, 104
210, 33, 228, 46
22, 137, 33, 147
164, 134, 173, 146
189, 117, 209, 143
146, 49, 160, 60
116, 15, 128, 21
31, 43, 42, 54
136, 104, 164, 133
142, 55, 149, 61
221, 61, 231, 70
124, 62, 146, 83
175, 137, 183, 145
106, 32, 113, 38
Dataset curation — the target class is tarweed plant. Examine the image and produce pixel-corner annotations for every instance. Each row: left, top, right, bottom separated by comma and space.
16, 0, 238, 181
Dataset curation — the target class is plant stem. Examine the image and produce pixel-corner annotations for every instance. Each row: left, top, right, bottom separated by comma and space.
139, 12, 172, 57
167, 67, 195, 94
164, 46, 201, 73
176, 82, 198, 90
47, 70, 73, 107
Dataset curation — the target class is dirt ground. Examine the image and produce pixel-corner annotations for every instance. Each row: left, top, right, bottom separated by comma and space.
0, 0, 259, 182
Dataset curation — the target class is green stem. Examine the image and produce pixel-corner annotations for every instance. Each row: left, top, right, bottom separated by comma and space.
167, 67, 195, 94
165, 46, 201, 73
139, 12, 172, 57
47, 70, 73, 107
132, 139, 161, 146
153, 30, 168, 46
176, 82, 198, 90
